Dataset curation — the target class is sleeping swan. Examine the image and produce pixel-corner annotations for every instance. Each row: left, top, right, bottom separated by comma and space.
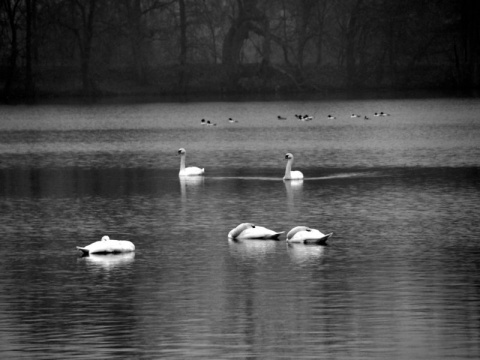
76, 235, 135, 255
286, 226, 332, 245
228, 223, 284, 240
178, 148, 205, 176
283, 153, 304, 180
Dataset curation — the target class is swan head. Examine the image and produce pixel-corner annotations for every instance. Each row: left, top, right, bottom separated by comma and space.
178, 148, 186, 155
101, 235, 110, 241
285, 153, 294, 160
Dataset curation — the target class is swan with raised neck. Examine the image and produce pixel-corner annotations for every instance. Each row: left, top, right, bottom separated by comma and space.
283, 153, 304, 180
178, 148, 205, 176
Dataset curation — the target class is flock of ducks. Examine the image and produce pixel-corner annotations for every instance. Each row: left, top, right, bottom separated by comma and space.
76, 147, 331, 255
201, 112, 390, 125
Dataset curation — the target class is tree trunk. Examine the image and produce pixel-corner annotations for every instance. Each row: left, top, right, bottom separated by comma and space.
459, 0, 480, 87
178, 0, 188, 93
345, 0, 363, 89
2, 0, 21, 98
25, 0, 36, 98
221, 0, 264, 90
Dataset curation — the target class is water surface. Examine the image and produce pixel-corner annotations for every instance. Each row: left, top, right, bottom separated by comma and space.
0, 97, 479, 359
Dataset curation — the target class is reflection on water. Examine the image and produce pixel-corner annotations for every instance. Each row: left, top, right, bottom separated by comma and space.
81, 252, 136, 271
0, 98, 479, 359
228, 238, 278, 262
286, 243, 325, 265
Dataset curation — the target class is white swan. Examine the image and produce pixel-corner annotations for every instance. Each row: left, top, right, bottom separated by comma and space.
228, 223, 284, 240
178, 148, 205, 176
76, 235, 135, 255
286, 226, 333, 245
283, 153, 304, 180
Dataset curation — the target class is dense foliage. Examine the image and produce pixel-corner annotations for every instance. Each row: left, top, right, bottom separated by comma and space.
1, 0, 479, 99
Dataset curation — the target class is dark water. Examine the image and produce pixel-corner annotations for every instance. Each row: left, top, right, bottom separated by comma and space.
0, 98, 479, 359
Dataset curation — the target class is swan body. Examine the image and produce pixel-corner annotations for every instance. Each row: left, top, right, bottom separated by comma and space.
228, 223, 284, 240
178, 148, 205, 176
76, 235, 135, 255
286, 226, 333, 245
283, 153, 304, 180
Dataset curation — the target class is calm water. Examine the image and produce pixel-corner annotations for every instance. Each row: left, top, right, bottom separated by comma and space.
0, 97, 479, 359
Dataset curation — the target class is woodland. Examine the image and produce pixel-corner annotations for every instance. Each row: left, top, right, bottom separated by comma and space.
1, 0, 480, 100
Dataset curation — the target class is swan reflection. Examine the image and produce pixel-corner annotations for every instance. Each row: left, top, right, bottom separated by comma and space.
82, 252, 135, 271
180, 176, 204, 201
228, 238, 277, 262
284, 179, 303, 209
286, 243, 325, 265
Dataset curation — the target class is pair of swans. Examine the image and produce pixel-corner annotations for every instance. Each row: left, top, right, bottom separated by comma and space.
228, 223, 332, 245
178, 148, 303, 180
77, 235, 135, 255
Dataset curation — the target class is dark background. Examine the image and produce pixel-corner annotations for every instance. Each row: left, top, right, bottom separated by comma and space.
1, 0, 479, 101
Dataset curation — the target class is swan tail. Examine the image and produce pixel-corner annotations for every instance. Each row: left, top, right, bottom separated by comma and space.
267, 232, 284, 240
76, 246, 90, 255
304, 232, 333, 245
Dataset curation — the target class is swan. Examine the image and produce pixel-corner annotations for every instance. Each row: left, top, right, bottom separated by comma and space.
76, 235, 135, 255
178, 148, 205, 176
228, 223, 284, 240
286, 226, 333, 245
283, 153, 304, 180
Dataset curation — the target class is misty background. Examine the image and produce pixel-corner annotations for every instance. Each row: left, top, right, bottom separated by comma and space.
1, 0, 479, 101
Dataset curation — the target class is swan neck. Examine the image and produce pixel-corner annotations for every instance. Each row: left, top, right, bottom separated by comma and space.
285, 159, 293, 177
179, 154, 186, 171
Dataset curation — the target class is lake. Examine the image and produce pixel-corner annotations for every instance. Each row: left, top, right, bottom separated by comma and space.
0, 96, 479, 359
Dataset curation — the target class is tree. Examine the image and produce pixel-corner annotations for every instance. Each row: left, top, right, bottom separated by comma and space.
1, 0, 22, 98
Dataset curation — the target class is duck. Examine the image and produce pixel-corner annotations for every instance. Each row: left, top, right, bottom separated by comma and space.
351, 114, 360, 118
286, 226, 333, 245
277, 115, 287, 120
380, 112, 390, 116
374, 112, 380, 117
206, 120, 216, 126
200, 119, 206, 125
228, 223, 284, 240
178, 148, 205, 176
283, 153, 304, 180
327, 115, 336, 120
228, 117, 238, 123
364, 116, 370, 120
76, 235, 135, 255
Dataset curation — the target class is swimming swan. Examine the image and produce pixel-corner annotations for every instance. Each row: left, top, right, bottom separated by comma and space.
76, 235, 135, 255
178, 148, 205, 176
286, 226, 333, 244
228, 223, 284, 240
283, 153, 304, 180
